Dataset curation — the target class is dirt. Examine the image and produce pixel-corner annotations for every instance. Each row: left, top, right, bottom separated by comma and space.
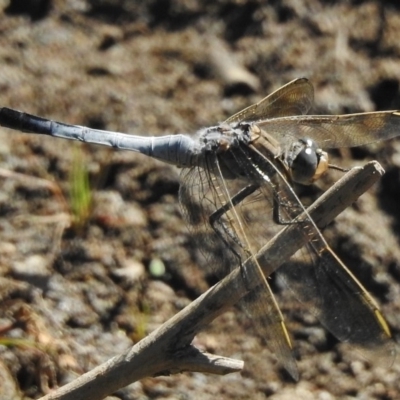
1, 0, 400, 399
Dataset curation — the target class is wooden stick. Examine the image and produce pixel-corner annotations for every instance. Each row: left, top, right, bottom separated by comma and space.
39, 161, 384, 400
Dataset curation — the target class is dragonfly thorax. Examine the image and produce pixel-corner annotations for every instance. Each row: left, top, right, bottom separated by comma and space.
198, 123, 252, 153
284, 138, 329, 185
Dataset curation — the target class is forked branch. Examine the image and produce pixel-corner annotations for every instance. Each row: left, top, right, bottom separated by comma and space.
40, 161, 384, 400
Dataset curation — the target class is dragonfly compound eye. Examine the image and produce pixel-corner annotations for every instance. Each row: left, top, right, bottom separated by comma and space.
287, 138, 324, 185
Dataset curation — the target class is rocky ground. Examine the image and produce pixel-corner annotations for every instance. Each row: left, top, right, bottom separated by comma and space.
1, 1, 400, 399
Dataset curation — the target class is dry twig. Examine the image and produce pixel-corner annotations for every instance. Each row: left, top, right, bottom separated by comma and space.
39, 161, 384, 400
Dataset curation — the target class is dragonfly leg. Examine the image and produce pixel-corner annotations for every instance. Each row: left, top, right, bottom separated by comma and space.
209, 184, 259, 224
272, 187, 303, 225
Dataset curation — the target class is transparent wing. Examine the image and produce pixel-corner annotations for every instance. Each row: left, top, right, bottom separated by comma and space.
256, 111, 400, 149
277, 247, 394, 363
224, 78, 314, 124
179, 156, 298, 379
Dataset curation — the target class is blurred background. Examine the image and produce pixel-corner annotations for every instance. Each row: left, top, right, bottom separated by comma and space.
1, 1, 400, 399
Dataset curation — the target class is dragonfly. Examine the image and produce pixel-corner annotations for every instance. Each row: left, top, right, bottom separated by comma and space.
0, 78, 398, 379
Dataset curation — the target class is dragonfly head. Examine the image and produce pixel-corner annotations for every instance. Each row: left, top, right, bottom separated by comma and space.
285, 138, 329, 185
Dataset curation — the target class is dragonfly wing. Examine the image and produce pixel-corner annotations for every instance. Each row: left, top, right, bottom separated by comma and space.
224, 78, 314, 125
179, 165, 243, 279
240, 260, 298, 379
208, 167, 299, 379
277, 245, 395, 365
256, 111, 400, 149
179, 156, 298, 378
